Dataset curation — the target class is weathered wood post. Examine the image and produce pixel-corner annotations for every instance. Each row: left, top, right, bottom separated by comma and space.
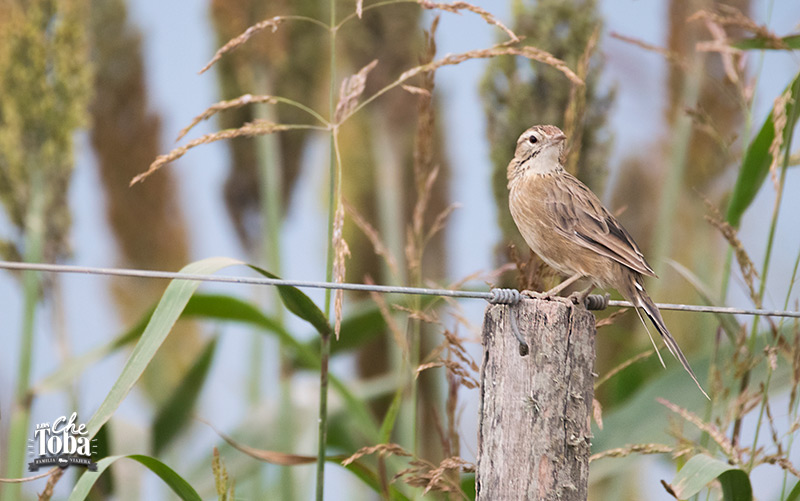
477, 298, 596, 500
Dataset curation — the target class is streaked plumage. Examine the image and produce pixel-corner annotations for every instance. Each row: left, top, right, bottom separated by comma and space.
507, 125, 708, 399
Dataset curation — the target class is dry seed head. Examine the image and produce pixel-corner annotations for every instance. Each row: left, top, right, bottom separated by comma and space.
419, 0, 518, 42
704, 202, 759, 306
334, 59, 378, 123
610, 32, 689, 70
344, 200, 398, 277
769, 89, 792, 192
658, 397, 739, 462
589, 443, 674, 462
177, 94, 278, 142
341, 443, 411, 466
200, 17, 284, 74
332, 203, 350, 339
133, 120, 290, 185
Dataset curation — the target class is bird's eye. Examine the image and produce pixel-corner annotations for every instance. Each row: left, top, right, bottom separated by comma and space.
528, 135, 538, 144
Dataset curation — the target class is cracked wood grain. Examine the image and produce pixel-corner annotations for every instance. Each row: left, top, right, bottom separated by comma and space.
477, 299, 595, 501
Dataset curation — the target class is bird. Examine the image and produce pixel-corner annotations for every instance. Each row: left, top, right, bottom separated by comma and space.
506, 124, 708, 399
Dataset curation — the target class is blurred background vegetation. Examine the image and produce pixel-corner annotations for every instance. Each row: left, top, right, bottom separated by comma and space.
0, 0, 799, 499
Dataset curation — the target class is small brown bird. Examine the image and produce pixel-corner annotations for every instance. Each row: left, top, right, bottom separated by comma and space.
507, 124, 708, 399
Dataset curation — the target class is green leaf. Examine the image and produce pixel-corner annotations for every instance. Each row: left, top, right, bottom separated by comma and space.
33, 293, 312, 394
39, 285, 381, 445
84, 257, 244, 438
667, 454, 751, 501
726, 71, 800, 227
731, 34, 800, 50
298, 304, 386, 366
69, 454, 201, 501
461, 473, 476, 500
379, 387, 404, 443
248, 265, 332, 337
152, 337, 218, 454
786, 479, 800, 501
88, 424, 113, 498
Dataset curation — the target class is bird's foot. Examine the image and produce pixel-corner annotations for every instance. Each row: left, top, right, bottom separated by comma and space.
566, 290, 586, 307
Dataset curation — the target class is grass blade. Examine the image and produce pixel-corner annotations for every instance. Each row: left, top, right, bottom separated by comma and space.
152, 337, 218, 454
667, 454, 751, 501
248, 265, 332, 337
725, 71, 800, 227
84, 257, 243, 438
731, 34, 800, 50
68, 455, 201, 501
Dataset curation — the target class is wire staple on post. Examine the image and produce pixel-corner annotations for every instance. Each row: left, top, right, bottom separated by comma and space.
488, 288, 528, 356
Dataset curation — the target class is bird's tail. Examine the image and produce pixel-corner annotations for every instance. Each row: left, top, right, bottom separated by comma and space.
632, 282, 710, 400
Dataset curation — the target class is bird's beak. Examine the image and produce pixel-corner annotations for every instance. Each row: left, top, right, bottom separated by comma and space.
553, 133, 566, 143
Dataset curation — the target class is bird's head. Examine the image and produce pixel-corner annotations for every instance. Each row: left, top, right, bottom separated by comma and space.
508, 125, 567, 180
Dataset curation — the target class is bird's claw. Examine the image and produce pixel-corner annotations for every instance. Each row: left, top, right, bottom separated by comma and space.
567, 291, 586, 307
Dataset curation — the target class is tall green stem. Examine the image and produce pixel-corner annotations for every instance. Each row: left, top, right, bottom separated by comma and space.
5, 171, 45, 498
650, 53, 703, 278
316, 0, 337, 498
744, 87, 799, 468
251, 66, 295, 499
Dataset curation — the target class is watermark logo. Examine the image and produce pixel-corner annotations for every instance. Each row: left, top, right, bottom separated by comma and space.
27, 413, 98, 471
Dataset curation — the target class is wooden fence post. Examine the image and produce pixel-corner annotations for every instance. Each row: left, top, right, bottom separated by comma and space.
477, 298, 596, 500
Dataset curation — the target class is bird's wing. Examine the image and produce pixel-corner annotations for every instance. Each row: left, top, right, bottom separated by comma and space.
546, 172, 656, 277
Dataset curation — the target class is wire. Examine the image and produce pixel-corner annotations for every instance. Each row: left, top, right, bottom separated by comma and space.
1, 260, 799, 319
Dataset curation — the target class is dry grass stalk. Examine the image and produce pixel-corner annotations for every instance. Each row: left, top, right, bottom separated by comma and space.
363, 276, 408, 354
610, 32, 689, 70
684, 107, 737, 155
200, 417, 317, 465
417, 359, 478, 389
589, 443, 674, 462
693, 15, 743, 85
768, 89, 792, 192
341, 443, 412, 466
337, 42, 583, 126
344, 200, 399, 276
394, 304, 439, 325
763, 456, 800, 479
417, 328, 479, 388
419, 0, 518, 42
199, 16, 284, 74
397, 44, 583, 88
177, 94, 278, 141
401, 84, 431, 96
689, 6, 788, 50
131, 120, 299, 185
704, 201, 759, 306
594, 349, 654, 388
36, 467, 63, 501
425, 203, 459, 245
791, 320, 800, 410
658, 398, 740, 462
334, 59, 379, 123
762, 386, 782, 456
509, 244, 548, 292
408, 166, 440, 272
394, 456, 474, 497
595, 308, 629, 329
592, 398, 603, 430
332, 203, 351, 339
